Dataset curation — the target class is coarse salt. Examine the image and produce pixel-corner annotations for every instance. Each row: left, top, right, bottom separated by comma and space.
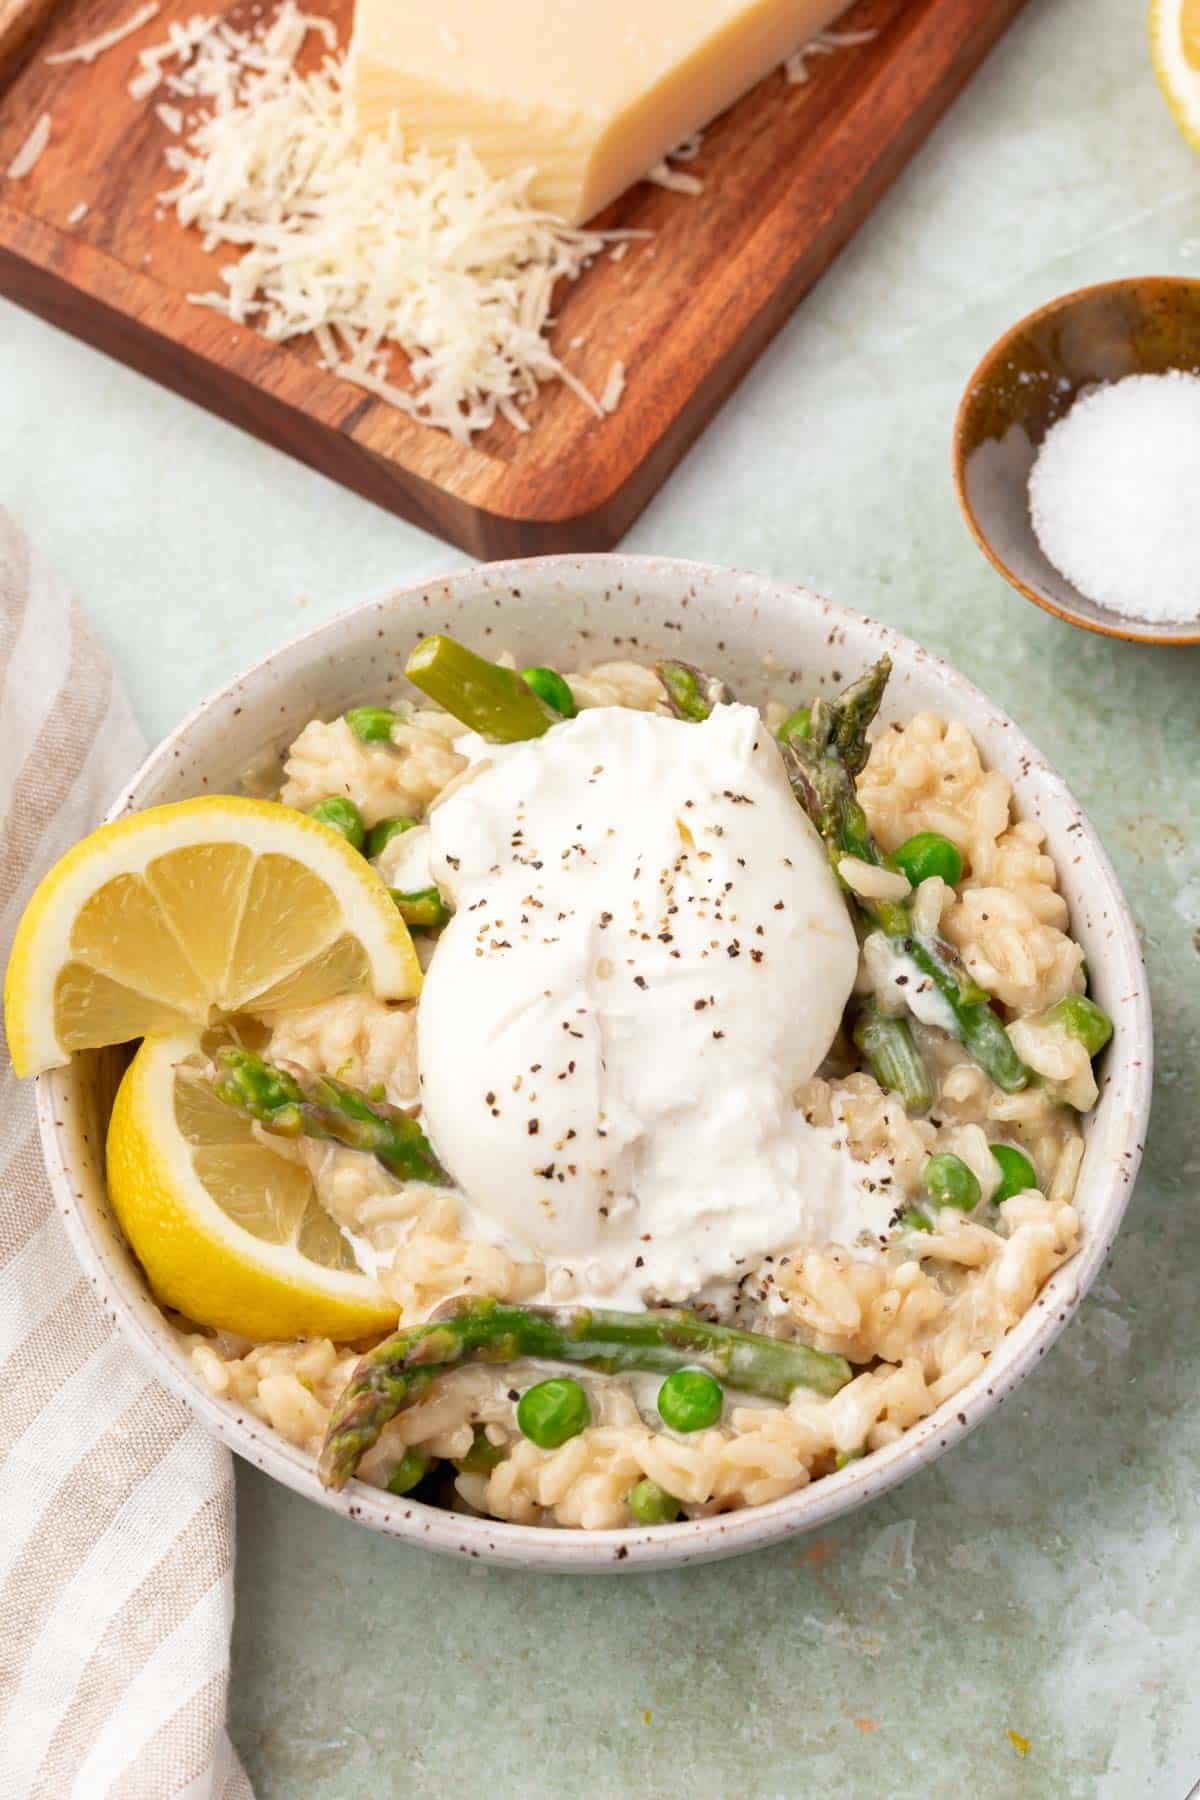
1028, 370, 1200, 623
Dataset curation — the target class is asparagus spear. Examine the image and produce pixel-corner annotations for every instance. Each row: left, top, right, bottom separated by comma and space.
852, 1001, 933, 1114
807, 656, 891, 774
900, 936, 1028, 1092
777, 657, 909, 933
212, 1049, 450, 1186
657, 659, 735, 722
405, 635, 560, 742
319, 1297, 852, 1490
779, 662, 1029, 1092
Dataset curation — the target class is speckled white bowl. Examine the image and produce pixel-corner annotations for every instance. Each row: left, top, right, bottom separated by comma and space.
36, 556, 1152, 1573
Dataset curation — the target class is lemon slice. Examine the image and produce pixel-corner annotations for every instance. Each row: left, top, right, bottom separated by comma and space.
5, 796, 421, 1078
1149, 0, 1200, 152
107, 1031, 399, 1340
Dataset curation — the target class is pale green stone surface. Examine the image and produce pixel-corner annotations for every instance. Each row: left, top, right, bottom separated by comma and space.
3, 0, 1198, 1790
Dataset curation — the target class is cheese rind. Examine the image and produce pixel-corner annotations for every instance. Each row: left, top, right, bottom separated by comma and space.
350, 0, 852, 225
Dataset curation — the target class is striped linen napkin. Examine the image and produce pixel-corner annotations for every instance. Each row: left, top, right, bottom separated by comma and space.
0, 512, 252, 1800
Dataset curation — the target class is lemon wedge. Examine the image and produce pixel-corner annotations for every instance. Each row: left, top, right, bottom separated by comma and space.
107, 1031, 399, 1340
5, 796, 421, 1078
1149, 0, 1200, 152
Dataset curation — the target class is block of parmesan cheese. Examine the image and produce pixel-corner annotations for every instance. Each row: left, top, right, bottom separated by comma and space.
351, 0, 853, 225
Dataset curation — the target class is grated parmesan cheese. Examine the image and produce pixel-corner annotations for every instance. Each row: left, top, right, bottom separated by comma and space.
45, 1, 160, 65
129, 16, 248, 103
128, 65, 161, 99
27, 0, 857, 440
669, 131, 705, 163
600, 359, 626, 414
645, 127, 706, 196
785, 26, 877, 85
67, 200, 89, 224
646, 159, 704, 196
133, 3, 636, 440
6, 113, 51, 181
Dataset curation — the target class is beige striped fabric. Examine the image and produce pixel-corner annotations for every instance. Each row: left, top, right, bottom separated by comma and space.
0, 513, 253, 1800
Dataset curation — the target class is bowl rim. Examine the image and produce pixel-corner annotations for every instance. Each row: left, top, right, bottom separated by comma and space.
951, 273, 1200, 647
36, 552, 1154, 1572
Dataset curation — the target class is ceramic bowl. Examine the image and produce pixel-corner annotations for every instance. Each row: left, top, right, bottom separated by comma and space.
36, 555, 1153, 1572
953, 275, 1200, 644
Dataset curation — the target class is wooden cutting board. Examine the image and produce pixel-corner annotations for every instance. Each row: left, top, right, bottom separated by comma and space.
0, 0, 1026, 556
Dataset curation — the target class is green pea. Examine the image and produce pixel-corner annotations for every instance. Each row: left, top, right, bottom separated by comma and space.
1049, 994, 1113, 1057
366, 815, 418, 859
385, 1449, 431, 1495
898, 1207, 933, 1234
455, 1427, 505, 1475
628, 1478, 681, 1525
923, 1152, 982, 1212
891, 831, 965, 888
657, 1368, 723, 1433
520, 667, 577, 719
345, 705, 402, 743
308, 796, 365, 852
516, 1378, 591, 1449
777, 705, 811, 744
989, 1143, 1038, 1204
390, 887, 451, 932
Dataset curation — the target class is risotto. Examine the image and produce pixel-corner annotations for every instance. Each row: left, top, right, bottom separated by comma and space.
170, 637, 1109, 1531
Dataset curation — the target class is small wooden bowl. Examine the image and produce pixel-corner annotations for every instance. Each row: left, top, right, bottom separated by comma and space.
953, 276, 1200, 645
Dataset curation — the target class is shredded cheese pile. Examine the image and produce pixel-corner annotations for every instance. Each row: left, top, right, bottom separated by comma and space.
143, 4, 628, 440
29, 4, 880, 438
